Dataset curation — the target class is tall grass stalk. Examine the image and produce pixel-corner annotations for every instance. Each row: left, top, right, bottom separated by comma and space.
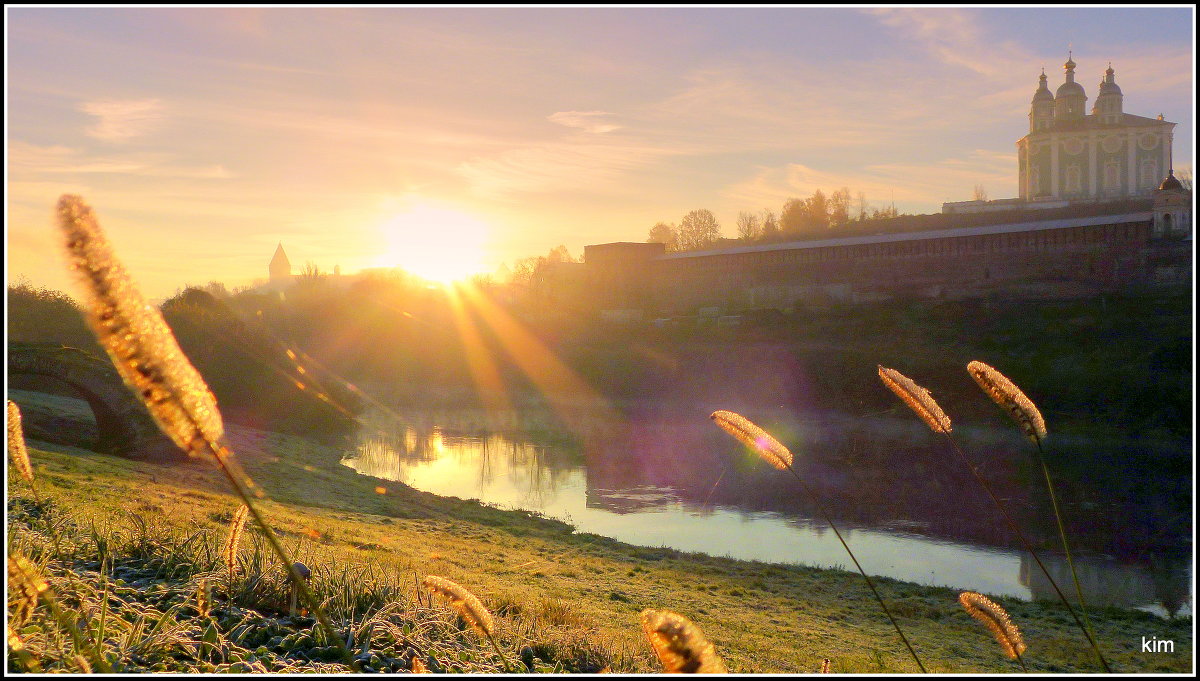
967, 360, 1104, 671
9, 552, 114, 673
56, 194, 358, 671
958, 591, 1027, 672
8, 400, 41, 503
640, 608, 727, 673
878, 364, 1109, 672
422, 575, 512, 672
710, 410, 927, 673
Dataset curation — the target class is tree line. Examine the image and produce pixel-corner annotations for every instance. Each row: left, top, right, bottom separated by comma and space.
646, 188, 903, 252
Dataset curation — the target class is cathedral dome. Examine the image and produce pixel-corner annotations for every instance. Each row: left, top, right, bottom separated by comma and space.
1055, 80, 1086, 98
1097, 65, 1122, 96
1159, 171, 1184, 192
1031, 70, 1054, 102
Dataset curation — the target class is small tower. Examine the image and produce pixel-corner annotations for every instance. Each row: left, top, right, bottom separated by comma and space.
269, 242, 292, 281
1029, 69, 1055, 132
1152, 171, 1191, 240
1092, 62, 1123, 124
1053, 53, 1087, 122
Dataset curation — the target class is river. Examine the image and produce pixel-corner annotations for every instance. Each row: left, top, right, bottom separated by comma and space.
341, 405, 1192, 618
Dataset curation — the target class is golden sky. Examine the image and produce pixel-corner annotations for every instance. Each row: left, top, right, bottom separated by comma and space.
6, 7, 1193, 299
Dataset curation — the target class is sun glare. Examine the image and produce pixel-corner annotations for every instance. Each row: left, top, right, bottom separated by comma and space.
376, 201, 490, 284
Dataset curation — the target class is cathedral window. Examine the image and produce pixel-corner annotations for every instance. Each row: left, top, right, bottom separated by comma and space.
1103, 162, 1120, 192
1140, 160, 1159, 189
1065, 165, 1082, 193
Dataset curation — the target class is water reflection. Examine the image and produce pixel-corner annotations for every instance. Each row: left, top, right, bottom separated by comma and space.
341, 410, 1191, 618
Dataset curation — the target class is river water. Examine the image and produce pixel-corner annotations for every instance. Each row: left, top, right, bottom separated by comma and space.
341, 407, 1192, 618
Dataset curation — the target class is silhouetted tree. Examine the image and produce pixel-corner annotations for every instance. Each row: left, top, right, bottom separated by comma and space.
780, 197, 806, 236
647, 221, 679, 252
677, 209, 722, 251
973, 184, 989, 201
761, 209, 780, 240
736, 211, 761, 241
830, 187, 851, 228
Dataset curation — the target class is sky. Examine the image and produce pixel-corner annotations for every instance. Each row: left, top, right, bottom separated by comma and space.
6, 6, 1195, 299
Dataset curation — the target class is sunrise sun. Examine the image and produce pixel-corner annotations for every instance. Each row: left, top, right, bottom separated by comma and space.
376, 201, 491, 284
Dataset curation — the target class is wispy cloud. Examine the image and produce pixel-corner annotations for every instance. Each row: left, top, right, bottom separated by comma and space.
547, 110, 621, 134
80, 98, 165, 141
722, 149, 1017, 209
9, 141, 233, 179
457, 138, 677, 199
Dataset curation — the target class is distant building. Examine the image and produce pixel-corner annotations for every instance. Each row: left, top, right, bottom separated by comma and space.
1017, 56, 1175, 203
269, 242, 293, 282
585, 58, 1192, 317
944, 56, 1177, 214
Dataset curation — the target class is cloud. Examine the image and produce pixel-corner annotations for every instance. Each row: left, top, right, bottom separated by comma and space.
722, 149, 1017, 210
457, 139, 676, 199
80, 98, 165, 141
8, 141, 233, 179
547, 111, 622, 134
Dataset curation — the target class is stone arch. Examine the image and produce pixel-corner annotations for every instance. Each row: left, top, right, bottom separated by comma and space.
7, 344, 187, 461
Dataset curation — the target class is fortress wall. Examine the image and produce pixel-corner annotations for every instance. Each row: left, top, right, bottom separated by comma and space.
642, 217, 1167, 313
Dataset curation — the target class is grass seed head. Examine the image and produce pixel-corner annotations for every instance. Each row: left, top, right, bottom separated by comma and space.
57, 194, 224, 456
967, 361, 1047, 444
422, 575, 495, 636
959, 591, 1027, 659
8, 552, 50, 625
224, 505, 249, 583
640, 609, 727, 674
7, 401, 38, 494
710, 410, 793, 471
877, 366, 952, 434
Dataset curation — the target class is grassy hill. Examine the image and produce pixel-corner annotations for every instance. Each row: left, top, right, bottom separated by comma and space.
7, 392, 1192, 674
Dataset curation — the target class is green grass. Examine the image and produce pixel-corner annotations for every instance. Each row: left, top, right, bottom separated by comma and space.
7, 410, 1192, 673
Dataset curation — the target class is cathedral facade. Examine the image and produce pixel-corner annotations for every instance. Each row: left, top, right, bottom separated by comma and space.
1017, 56, 1176, 202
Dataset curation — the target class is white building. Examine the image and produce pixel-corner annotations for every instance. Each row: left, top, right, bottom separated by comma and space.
1017, 56, 1175, 202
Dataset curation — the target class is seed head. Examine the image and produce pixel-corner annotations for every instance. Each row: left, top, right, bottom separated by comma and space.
967, 361, 1047, 444
959, 591, 1027, 659
640, 609, 727, 674
57, 195, 223, 456
877, 366, 952, 434
7, 401, 39, 500
710, 410, 793, 470
422, 575, 495, 636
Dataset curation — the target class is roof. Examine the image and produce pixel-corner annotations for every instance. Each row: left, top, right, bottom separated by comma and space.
1026, 112, 1174, 135
656, 212, 1153, 261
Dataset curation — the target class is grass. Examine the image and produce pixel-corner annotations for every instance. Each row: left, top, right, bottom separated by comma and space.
7, 409, 1193, 673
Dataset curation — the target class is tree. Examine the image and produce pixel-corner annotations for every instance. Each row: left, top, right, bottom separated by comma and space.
760, 209, 780, 240
781, 191, 830, 236
1176, 169, 1193, 191
546, 244, 576, 263
780, 197, 806, 236
736, 211, 761, 241
677, 209, 722, 251
829, 187, 851, 228
973, 184, 989, 201
647, 221, 679, 252
855, 191, 869, 222
806, 190, 830, 232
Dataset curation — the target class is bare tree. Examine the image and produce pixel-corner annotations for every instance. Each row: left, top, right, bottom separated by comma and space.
855, 191, 869, 222
829, 187, 851, 228
1175, 169, 1193, 191
647, 222, 679, 252
760, 209, 780, 240
677, 209, 722, 251
973, 184, 989, 202
736, 211, 761, 241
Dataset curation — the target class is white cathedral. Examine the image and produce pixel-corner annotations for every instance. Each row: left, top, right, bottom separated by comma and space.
1017, 55, 1176, 202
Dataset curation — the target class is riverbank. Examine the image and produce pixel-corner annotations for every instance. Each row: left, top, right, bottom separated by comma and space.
8, 414, 1192, 673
